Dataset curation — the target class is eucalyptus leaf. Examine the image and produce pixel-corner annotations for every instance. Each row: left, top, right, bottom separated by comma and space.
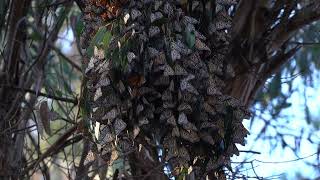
184, 28, 195, 49
87, 26, 107, 57
75, 17, 84, 39
102, 31, 112, 48
269, 74, 281, 99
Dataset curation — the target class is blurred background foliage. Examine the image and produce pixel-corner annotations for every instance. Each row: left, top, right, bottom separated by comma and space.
243, 22, 320, 179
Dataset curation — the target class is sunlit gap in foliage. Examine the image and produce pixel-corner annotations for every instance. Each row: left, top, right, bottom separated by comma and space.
57, 28, 74, 54
231, 58, 320, 179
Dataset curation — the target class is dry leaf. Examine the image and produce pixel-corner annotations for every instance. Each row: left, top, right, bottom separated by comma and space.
39, 101, 51, 136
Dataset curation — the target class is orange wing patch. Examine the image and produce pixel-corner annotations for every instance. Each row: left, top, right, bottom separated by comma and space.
127, 74, 146, 88
89, 0, 129, 21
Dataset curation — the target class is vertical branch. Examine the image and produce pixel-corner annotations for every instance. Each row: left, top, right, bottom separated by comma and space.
0, 0, 31, 177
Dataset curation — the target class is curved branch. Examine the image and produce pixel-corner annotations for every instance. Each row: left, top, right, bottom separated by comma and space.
269, 1, 320, 51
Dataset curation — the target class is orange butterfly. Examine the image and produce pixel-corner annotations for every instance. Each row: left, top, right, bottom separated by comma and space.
127, 74, 146, 88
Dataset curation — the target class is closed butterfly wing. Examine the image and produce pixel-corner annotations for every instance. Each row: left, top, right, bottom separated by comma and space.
167, 115, 177, 126
163, 64, 175, 76
179, 146, 190, 161
113, 118, 127, 135
128, 74, 146, 87
131, 9, 142, 20
174, 64, 188, 76
180, 129, 199, 143
94, 87, 103, 101
99, 126, 114, 145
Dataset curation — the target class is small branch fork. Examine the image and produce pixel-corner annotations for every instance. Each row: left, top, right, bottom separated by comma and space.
228, 0, 320, 106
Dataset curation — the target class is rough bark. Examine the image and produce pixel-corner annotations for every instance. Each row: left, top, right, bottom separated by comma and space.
0, 0, 31, 177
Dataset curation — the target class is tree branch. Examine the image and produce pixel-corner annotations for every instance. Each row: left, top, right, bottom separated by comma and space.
263, 45, 301, 80
0, 84, 78, 104
51, 46, 82, 72
24, 125, 80, 173
269, 1, 320, 51
246, 45, 301, 106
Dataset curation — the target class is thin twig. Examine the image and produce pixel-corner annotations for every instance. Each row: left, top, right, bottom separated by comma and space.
24, 125, 80, 173
238, 150, 261, 154
232, 152, 318, 164
0, 84, 78, 104
51, 46, 82, 72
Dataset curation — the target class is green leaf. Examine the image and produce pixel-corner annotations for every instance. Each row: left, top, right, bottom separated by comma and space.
93, 26, 107, 45
75, 17, 84, 39
30, 31, 42, 41
184, 28, 195, 49
269, 74, 281, 99
86, 46, 94, 57
102, 31, 112, 48
104, 49, 111, 59
177, 167, 188, 180
86, 26, 112, 57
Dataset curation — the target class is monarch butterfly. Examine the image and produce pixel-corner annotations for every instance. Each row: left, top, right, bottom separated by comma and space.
127, 74, 146, 87
113, 118, 126, 135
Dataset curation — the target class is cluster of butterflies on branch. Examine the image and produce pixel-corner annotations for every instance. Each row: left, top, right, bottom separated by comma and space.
80, 0, 250, 178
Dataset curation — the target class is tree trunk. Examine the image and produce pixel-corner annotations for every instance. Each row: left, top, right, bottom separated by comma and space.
77, 0, 320, 179
0, 0, 30, 178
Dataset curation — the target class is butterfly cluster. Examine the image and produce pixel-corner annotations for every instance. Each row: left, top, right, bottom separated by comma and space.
80, 0, 129, 49
81, 0, 250, 177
